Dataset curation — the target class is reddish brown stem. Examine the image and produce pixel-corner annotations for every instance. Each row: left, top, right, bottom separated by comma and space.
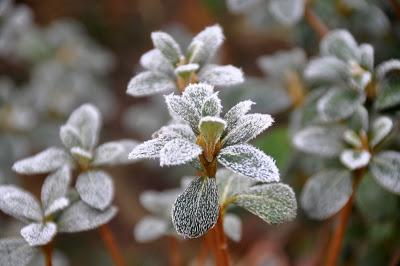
390, 0, 400, 18
213, 209, 230, 266
304, 5, 329, 39
168, 236, 182, 266
98, 224, 127, 266
42, 243, 53, 266
196, 235, 211, 266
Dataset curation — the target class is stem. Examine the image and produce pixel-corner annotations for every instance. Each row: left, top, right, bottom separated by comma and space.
304, 5, 329, 39
168, 236, 182, 266
196, 235, 211, 266
213, 209, 230, 266
98, 224, 127, 266
42, 243, 53, 266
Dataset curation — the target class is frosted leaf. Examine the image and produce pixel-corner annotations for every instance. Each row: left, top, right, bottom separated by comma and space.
134, 216, 168, 243
223, 213, 242, 242
175, 64, 199, 75
128, 137, 170, 160
41, 166, 71, 211
186, 40, 204, 65
199, 117, 226, 144
189, 25, 224, 65
64, 104, 101, 150
44, 197, 70, 217
139, 189, 181, 217
343, 130, 361, 148
151, 31, 182, 64
317, 88, 364, 122
218, 144, 279, 182
217, 168, 256, 204
370, 151, 400, 194
300, 169, 352, 220
20, 222, 57, 246
0, 185, 42, 222
76, 171, 114, 211
0, 238, 38, 266
375, 59, 400, 80
224, 100, 254, 132
375, 78, 400, 110
236, 183, 297, 224
349, 105, 369, 132
70, 146, 93, 161
304, 57, 348, 85
154, 124, 196, 142
320, 29, 359, 61
127, 71, 176, 97
172, 177, 219, 238
12, 147, 73, 175
201, 93, 222, 117
370, 116, 393, 148
59, 125, 82, 149
257, 48, 306, 78
293, 126, 344, 157
182, 83, 214, 111
58, 201, 117, 233
198, 65, 244, 87
359, 44, 374, 70
226, 0, 262, 12
269, 0, 304, 25
222, 114, 273, 146
165, 94, 201, 131
140, 49, 174, 74
340, 149, 371, 170
94, 140, 139, 165
160, 138, 202, 167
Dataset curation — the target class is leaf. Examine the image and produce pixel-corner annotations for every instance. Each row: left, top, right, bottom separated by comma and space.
300, 169, 352, 220
139, 189, 181, 218
182, 83, 214, 111
57, 201, 117, 233
370, 151, 400, 194
44, 197, 70, 217
218, 144, 279, 182
174, 63, 199, 76
343, 130, 362, 148
159, 138, 202, 167
133, 216, 168, 243
127, 71, 176, 97
340, 149, 371, 170
165, 94, 200, 132
0, 185, 42, 222
359, 44, 374, 71
151, 31, 182, 64
222, 114, 273, 146
70, 147, 92, 162
0, 238, 38, 266
304, 56, 348, 85
257, 48, 306, 78
172, 177, 219, 238
268, 0, 304, 25
41, 166, 71, 212
320, 29, 359, 61
199, 117, 226, 145
226, 0, 261, 13
201, 93, 222, 117
370, 116, 393, 148
223, 213, 242, 242
236, 183, 297, 224
140, 49, 174, 74
128, 137, 171, 160
217, 168, 257, 204
198, 64, 244, 87
12, 147, 73, 175
92, 141, 123, 166
224, 100, 254, 132
155, 124, 196, 142
189, 25, 224, 65
349, 105, 369, 132
20, 222, 57, 246
293, 126, 344, 157
76, 171, 114, 211
59, 125, 82, 149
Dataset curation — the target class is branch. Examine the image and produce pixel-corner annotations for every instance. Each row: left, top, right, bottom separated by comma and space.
98, 224, 127, 266
304, 5, 329, 39
42, 243, 53, 266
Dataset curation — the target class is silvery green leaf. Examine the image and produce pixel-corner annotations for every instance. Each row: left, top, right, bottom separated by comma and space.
340, 149, 371, 170
189, 25, 224, 65
57, 201, 117, 233
222, 113, 273, 146
151, 31, 182, 64
0, 238, 38, 266
155, 124, 196, 142
375, 59, 400, 80
0, 185, 42, 222
359, 44, 374, 71
257, 48, 306, 78
76, 171, 114, 211
186, 40, 204, 64
140, 49, 174, 74
370, 116, 393, 148
201, 93, 222, 117
160, 138, 202, 167
317, 88, 364, 121
134, 216, 168, 243
343, 130, 362, 148
217, 168, 256, 204
198, 65, 244, 87
218, 144, 279, 182
64, 104, 101, 150
97, 139, 139, 165
128, 137, 170, 160
300, 169, 352, 220
70, 146, 92, 161
268, 0, 304, 25
165, 94, 200, 132
199, 117, 226, 141
12, 147, 73, 175
20, 222, 57, 246
92, 141, 124, 166
172, 177, 219, 238
174, 64, 199, 75
349, 105, 369, 132
223, 213, 242, 242
41, 166, 71, 211
226, 0, 262, 13
139, 189, 181, 217
320, 29, 359, 61
375, 60, 400, 110
304, 57, 348, 85
236, 183, 297, 224
182, 83, 214, 111
127, 71, 176, 97
59, 125, 82, 149
370, 151, 400, 194
44, 197, 69, 217
293, 126, 344, 157
224, 100, 254, 132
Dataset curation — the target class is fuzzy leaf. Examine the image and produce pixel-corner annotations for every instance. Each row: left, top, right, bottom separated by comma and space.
155, 124, 196, 142
57, 201, 117, 233
94, 140, 138, 165
257, 48, 306, 78
343, 130, 362, 148
320, 29, 359, 61
201, 93, 222, 117
174, 63, 199, 76
140, 49, 174, 74
59, 125, 82, 149
304, 57, 348, 85
370, 151, 400, 194
269, 0, 304, 25
134, 216, 168, 243
70, 147, 92, 162
0, 238, 38, 266
128, 137, 171, 160
139, 189, 181, 218
224, 100, 254, 132
165, 94, 200, 132
217, 169, 257, 204
41, 166, 71, 212
127, 71, 176, 97
172, 177, 219, 238
151, 31, 182, 64
349, 105, 369, 132
370, 116, 393, 148
199, 117, 226, 144
359, 44, 374, 71
236, 183, 297, 224
20, 222, 57, 246
218, 144, 279, 182
301, 169, 352, 220
182, 83, 214, 111
375, 60, 400, 109
0, 185, 42, 222
198, 64, 244, 87
76, 171, 114, 211
223, 214, 242, 242
340, 149, 371, 170
160, 138, 202, 167
189, 25, 224, 65
44, 197, 70, 217
223, 114, 273, 146
12, 147, 73, 175
226, 0, 261, 12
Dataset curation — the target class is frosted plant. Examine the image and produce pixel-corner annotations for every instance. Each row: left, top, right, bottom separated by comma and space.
129, 83, 296, 238
126, 25, 244, 96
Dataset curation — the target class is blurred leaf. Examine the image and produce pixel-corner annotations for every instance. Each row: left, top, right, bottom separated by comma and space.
0, 238, 38, 266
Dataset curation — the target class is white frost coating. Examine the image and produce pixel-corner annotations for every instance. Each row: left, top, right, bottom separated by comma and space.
155, 124, 196, 142
133, 216, 168, 243
359, 44, 374, 70
370, 116, 393, 148
151, 31, 182, 64
222, 114, 273, 146
70, 146, 93, 161
59, 125, 82, 149
257, 48, 306, 78
12, 147, 73, 175
376, 59, 400, 80
190, 25, 224, 65
343, 130, 362, 148
201, 93, 222, 117
370, 151, 400, 195
44, 197, 70, 217
269, 0, 304, 26
320, 29, 359, 61
127, 71, 176, 97
174, 63, 199, 75
41, 166, 71, 211
165, 94, 201, 132
0, 238, 38, 266
76, 171, 114, 211
160, 139, 202, 167
340, 149, 371, 170
140, 49, 174, 74
139, 189, 181, 217
224, 100, 255, 132
304, 56, 348, 84
223, 214, 242, 242
198, 64, 244, 87
182, 83, 214, 111
20, 222, 57, 247
128, 137, 170, 160
218, 144, 280, 182
92, 141, 124, 166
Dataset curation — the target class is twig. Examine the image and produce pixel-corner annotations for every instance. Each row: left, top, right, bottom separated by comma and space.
196, 235, 211, 266
168, 236, 182, 266
98, 224, 127, 266
42, 243, 53, 266
304, 5, 329, 39
390, 0, 400, 18
213, 209, 230, 266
